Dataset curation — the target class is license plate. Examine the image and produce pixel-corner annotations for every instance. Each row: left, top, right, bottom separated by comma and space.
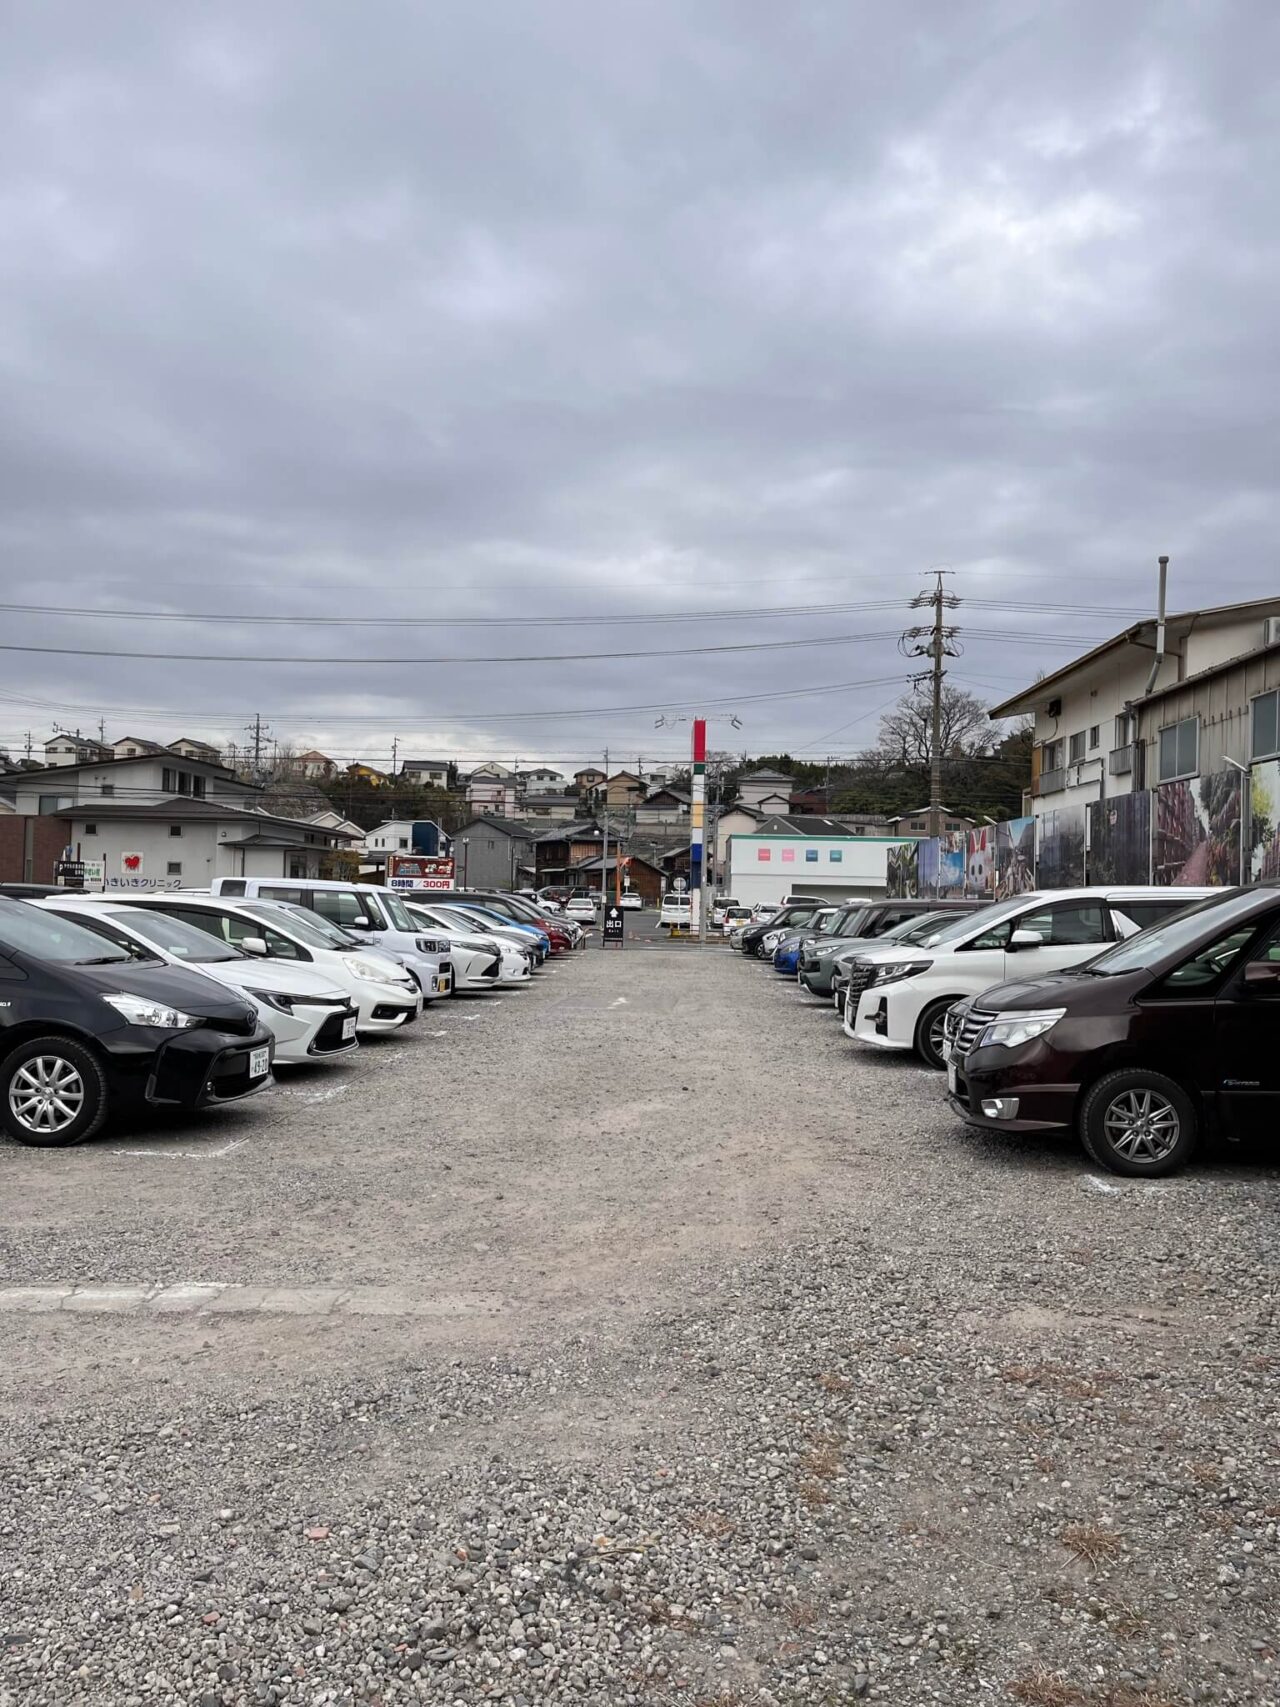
342, 1014, 357, 1041
946, 1060, 958, 1095
249, 1046, 270, 1078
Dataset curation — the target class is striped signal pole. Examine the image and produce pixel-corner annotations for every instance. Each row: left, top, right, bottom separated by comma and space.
690, 717, 707, 938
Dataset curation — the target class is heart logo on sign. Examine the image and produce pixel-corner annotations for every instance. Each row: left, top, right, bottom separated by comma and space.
123, 855, 141, 871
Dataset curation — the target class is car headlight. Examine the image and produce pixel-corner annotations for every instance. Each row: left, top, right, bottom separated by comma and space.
869, 959, 933, 986
416, 937, 448, 955
246, 988, 334, 1014
102, 992, 201, 1029
977, 1008, 1066, 1050
350, 958, 406, 983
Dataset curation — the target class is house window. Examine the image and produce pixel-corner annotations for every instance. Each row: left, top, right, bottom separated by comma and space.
193, 775, 206, 798
1114, 713, 1131, 748
84, 823, 97, 836
166, 861, 182, 877
1041, 738, 1064, 771
162, 768, 174, 792
1252, 689, 1279, 760
169, 825, 182, 837
101, 783, 115, 797
1158, 717, 1200, 782
1089, 725, 1100, 750
1068, 732, 1086, 764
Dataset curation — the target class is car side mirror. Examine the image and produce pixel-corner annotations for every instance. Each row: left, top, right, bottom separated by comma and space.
1243, 960, 1280, 987
346, 916, 372, 928
1009, 928, 1044, 949
241, 936, 269, 956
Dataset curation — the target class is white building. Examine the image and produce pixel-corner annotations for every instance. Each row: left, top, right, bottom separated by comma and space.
725, 828, 896, 907
990, 593, 1280, 812
42, 732, 111, 768
400, 758, 451, 789
736, 767, 795, 813
466, 776, 514, 816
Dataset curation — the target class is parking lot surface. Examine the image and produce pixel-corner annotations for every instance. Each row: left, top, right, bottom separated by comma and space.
2, 948, 1277, 1706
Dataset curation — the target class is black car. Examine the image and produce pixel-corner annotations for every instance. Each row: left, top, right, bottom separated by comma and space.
737, 898, 827, 958
0, 897, 274, 1148
944, 885, 1280, 1175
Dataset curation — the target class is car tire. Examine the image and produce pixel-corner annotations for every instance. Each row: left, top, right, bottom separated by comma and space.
913, 999, 956, 1071
1079, 1069, 1198, 1177
0, 1036, 109, 1148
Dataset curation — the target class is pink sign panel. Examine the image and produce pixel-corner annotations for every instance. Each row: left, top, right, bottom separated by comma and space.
781, 848, 795, 863
757, 847, 772, 861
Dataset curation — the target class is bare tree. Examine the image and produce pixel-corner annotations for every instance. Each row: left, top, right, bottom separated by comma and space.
875, 686, 991, 768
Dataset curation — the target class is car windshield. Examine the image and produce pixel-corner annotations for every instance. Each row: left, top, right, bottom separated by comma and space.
1082, 890, 1267, 976
106, 909, 244, 963
372, 891, 415, 931
243, 902, 353, 950
0, 900, 136, 964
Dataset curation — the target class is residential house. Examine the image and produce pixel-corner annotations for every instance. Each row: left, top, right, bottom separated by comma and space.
42, 731, 111, 768
295, 749, 338, 781
737, 767, 795, 814
168, 736, 225, 764
308, 806, 366, 841
634, 787, 691, 826
466, 775, 514, 817
831, 812, 893, 836
572, 766, 607, 795
112, 735, 170, 760
533, 820, 605, 885
363, 818, 447, 868
5, 753, 357, 886
788, 787, 830, 814
399, 758, 451, 789
453, 815, 537, 889
604, 770, 646, 811
570, 852, 663, 904
518, 793, 578, 822
989, 593, 1280, 811
343, 763, 392, 787
714, 803, 761, 873
884, 807, 976, 836
468, 761, 515, 781
516, 766, 566, 794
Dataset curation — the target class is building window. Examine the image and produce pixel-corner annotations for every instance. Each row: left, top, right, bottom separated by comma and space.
84, 823, 97, 836
1041, 739, 1064, 771
1068, 731, 1086, 764
100, 783, 115, 797
1252, 689, 1279, 760
169, 825, 183, 837
1089, 725, 1100, 749
162, 768, 174, 793
193, 775, 206, 798
1158, 717, 1200, 783
166, 861, 182, 877
1114, 713, 1131, 748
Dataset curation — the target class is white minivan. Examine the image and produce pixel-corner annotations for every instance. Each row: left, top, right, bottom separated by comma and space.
659, 894, 692, 928
209, 878, 451, 997
844, 887, 1216, 1069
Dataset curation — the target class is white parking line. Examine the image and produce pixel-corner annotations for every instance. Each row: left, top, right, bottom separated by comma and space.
0, 1283, 507, 1318
108, 1138, 249, 1160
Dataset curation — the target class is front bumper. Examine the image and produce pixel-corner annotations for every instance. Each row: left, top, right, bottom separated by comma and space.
109, 1022, 277, 1110
946, 1045, 1080, 1133
356, 987, 422, 1034
845, 989, 913, 1050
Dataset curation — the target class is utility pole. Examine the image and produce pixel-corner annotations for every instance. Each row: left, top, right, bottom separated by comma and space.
899, 572, 961, 838
245, 713, 272, 772
390, 734, 399, 778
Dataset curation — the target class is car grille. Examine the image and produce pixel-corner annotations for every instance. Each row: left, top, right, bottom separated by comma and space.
313, 1008, 356, 1053
944, 1004, 991, 1062
842, 961, 877, 999
213, 1007, 259, 1038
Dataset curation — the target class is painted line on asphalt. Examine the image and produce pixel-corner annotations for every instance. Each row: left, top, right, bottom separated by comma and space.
107, 1139, 249, 1161
0, 1283, 507, 1318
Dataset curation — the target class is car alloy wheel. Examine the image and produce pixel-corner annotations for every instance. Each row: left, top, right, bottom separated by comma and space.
9, 1054, 86, 1136
1101, 1088, 1181, 1164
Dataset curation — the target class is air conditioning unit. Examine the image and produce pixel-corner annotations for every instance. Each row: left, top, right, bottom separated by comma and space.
1265, 616, 1280, 647
1046, 697, 1062, 717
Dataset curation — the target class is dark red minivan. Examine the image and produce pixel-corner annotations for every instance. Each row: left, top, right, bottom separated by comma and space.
945, 885, 1280, 1175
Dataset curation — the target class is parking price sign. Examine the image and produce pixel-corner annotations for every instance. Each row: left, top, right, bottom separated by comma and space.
602, 905, 625, 947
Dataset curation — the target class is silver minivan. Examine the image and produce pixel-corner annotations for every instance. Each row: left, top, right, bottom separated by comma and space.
209, 877, 452, 997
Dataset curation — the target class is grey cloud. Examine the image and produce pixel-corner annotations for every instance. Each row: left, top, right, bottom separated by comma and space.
0, 0, 1276, 764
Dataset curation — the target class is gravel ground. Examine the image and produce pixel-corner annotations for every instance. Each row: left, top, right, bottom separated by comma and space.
1, 946, 1277, 1707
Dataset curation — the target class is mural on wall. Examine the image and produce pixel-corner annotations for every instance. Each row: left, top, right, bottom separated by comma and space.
1153, 771, 1242, 886
1088, 793, 1152, 885
964, 826, 995, 899
935, 831, 967, 898
1247, 760, 1280, 882
886, 841, 919, 899
994, 816, 1036, 898
1036, 806, 1086, 889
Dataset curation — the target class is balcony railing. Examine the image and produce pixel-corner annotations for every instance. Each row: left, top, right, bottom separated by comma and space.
1036, 767, 1066, 796
1108, 745, 1134, 776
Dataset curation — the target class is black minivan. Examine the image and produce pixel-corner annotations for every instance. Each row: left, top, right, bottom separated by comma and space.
0, 898, 274, 1148
945, 886, 1280, 1175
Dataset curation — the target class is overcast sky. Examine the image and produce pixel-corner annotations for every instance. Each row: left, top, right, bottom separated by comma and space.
0, 1, 1275, 772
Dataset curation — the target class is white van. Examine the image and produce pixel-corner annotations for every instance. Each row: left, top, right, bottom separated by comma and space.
659, 894, 692, 927
844, 887, 1216, 1069
209, 878, 452, 997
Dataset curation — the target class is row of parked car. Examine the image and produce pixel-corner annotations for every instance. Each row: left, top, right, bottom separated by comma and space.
0, 878, 587, 1148
728, 882, 1280, 1176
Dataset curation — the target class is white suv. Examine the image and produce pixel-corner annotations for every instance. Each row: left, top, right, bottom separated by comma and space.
844, 887, 1216, 1070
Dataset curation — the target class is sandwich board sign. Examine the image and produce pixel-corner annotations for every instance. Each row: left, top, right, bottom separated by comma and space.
602, 904, 625, 947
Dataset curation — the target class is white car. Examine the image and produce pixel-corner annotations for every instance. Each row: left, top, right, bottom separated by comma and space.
208, 878, 452, 997
565, 895, 599, 922
402, 902, 530, 989
844, 886, 1217, 1070
751, 903, 780, 922
106, 894, 426, 1035
659, 894, 692, 928
618, 891, 644, 910
35, 897, 359, 1066
710, 896, 739, 927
